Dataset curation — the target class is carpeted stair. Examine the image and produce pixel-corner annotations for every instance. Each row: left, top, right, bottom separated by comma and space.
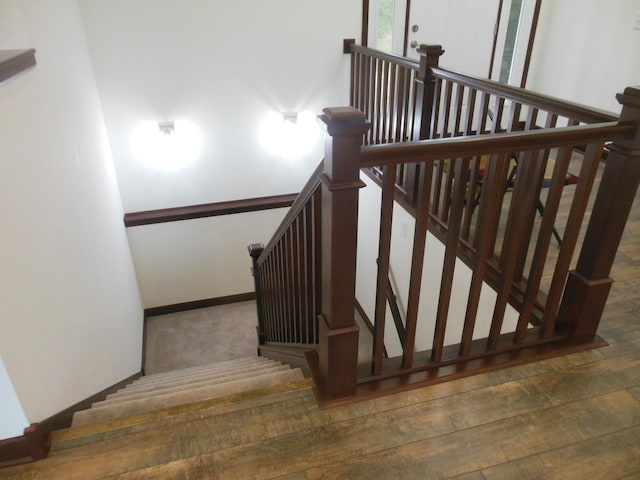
71, 356, 304, 427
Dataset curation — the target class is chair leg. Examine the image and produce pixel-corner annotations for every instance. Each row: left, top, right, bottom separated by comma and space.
536, 199, 562, 246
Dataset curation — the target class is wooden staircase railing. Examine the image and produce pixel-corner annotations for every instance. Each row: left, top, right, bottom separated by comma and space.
251, 42, 640, 403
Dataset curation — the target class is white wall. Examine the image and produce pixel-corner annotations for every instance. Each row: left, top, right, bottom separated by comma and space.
526, 0, 640, 113
356, 174, 518, 358
79, 0, 362, 306
0, 0, 143, 426
128, 209, 288, 307
0, 355, 29, 439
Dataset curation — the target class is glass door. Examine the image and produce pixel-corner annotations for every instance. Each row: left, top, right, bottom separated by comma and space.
367, 0, 407, 55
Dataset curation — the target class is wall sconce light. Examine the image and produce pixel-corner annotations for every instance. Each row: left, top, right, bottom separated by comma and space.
131, 120, 202, 171
158, 121, 176, 135
259, 110, 320, 159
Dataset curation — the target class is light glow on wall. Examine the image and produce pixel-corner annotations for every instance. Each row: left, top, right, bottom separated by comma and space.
131, 120, 202, 171
259, 111, 320, 159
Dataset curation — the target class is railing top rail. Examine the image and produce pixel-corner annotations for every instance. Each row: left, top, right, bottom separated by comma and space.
431, 65, 618, 124
350, 44, 419, 71
349, 43, 617, 125
360, 121, 634, 168
258, 159, 324, 262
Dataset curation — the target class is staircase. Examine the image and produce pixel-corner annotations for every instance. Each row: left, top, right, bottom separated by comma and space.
71, 357, 304, 427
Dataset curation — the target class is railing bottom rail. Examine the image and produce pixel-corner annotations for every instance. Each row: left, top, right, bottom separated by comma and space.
310, 335, 607, 407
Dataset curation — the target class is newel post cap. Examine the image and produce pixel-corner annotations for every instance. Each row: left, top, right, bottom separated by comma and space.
417, 44, 445, 67
616, 86, 640, 110
319, 107, 370, 136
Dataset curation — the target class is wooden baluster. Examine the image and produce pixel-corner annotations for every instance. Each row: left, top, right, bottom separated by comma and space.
515, 145, 572, 343
265, 256, 275, 341
416, 45, 444, 140
316, 107, 370, 399
273, 239, 285, 342
402, 161, 434, 368
432, 157, 470, 361
290, 219, 300, 343
312, 187, 322, 344
478, 92, 491, 134
452, 83, 465, 137
556, 87, 640, 341
491, 97, 505, 133
248, 243, 266, 346
301, 205, 310, 344
395, 66, 407, 142
464, 88, 477, 136
488, 147, 543, 349
387, 64, 397, 143
374, 58, 383, 144
511, 107, 549, 283
441, 80, 453, 138
460, 153, 509, 356
541, 142, 603, 337
373, 166, 396, 375
380, 60, 390, 144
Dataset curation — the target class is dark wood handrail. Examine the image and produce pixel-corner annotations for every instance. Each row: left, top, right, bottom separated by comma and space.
258, 160, 324, 261
348, 44, 617, 124
124, 194, 298, 227
350, 44, 419, 70
430, 65, 618, 124
361, 122, 633, 167
258, 160, 324, 262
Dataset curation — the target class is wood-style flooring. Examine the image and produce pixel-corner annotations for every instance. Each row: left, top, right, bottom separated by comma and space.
2, 170, 639, 479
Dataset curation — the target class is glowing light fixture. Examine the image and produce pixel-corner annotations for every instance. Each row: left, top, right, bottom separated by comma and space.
131, 120, 202, 171
259, 110, 320, 159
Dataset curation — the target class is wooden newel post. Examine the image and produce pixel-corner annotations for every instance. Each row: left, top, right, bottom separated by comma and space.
556, 86, 640, 340
248, 243, 266, 346
414, 44, 444, 141
403, 45, 445, 205
317, 107, 370, 399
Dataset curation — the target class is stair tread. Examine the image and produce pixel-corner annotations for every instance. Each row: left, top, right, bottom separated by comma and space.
112, 360, 282, 397
97, 364, 292, 406
51, 379, 313, 452
72, 368, 305, 427
138, 356, 267, 382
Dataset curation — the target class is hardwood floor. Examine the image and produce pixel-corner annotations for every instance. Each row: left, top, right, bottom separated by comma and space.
2, 171, 639, 479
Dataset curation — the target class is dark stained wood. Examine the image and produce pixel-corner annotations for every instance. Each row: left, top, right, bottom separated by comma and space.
460, 153, 509, 356
124, 193, 298, 227
401, 161, 433, 367
248, 244, 266, 345
360, 122, 632, 168
520, 0, 542, 89
0, 49, 36, 85
0, 435, 31, 468
542, 143, 605, 336
0, 423, 49, 467
361, 1, 369, 47
372, 166, 396, 375
432, 157, 470, 360
315, 107, 370, 399
487, 0, 504, 79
